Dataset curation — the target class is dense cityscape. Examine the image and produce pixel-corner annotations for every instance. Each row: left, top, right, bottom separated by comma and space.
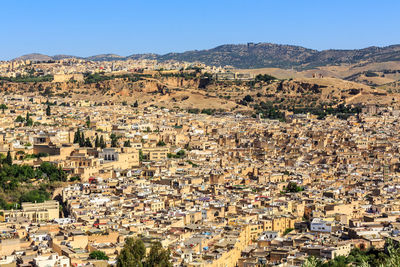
0, 55, 399, 267
2, 1, 400, 267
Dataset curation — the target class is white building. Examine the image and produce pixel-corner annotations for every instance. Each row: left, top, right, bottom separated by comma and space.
310, 218, 333, 233
99, 148, 119, 161
33, 254, 70, 267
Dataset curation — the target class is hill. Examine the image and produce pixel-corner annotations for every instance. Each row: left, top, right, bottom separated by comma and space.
156, 43, 400, 69
12, 43, 400, 69
85, 54, 125, 61
14, 53, 53, 62
2, 71, 398, 117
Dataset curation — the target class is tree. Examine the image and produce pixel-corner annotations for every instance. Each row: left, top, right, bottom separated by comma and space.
156, 140, 166, 146
0, 104, 7, 114
116, 238, 171, 267
283, 228, 294, 236
86, 116, 91, 128
243, 95, 254, 102
133, 100, 138, 108
111, 139, 118, 147
177, 150, 185, 157
19, 189, 50, 203
5, 150, 12, 165
74, 129, 81, 144
79, 132, 85, 147
57, 166, 67, 182
38, 162, 67, 182
285, 182, 304, 193
89, 250, 109, 260
46, 104, 51, 116
255, 74, 276, 83
99, 135, 106, 149
254, 101, 286, 122
126, 238, 146, 262
26, 118, 33, 126
139, 150, 143, 162
117, 238, 146, 267
42, 87, 52, 96
110, 134, 119, 147
302, 256, 323, 267
301, 242, 400, 267
25, 113, 33, 126
117, 248, 139, 267
124, 140, 131, 147
85, 137, 92, 147
95, 135, 99, 148
201, 109, 215, 115
145, 242, 172, 267
15, 115, 24, 123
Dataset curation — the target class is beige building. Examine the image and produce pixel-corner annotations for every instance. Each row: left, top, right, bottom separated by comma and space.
1, 201, 59, 222
142, 147, 169, 161
53, 73, 84, 83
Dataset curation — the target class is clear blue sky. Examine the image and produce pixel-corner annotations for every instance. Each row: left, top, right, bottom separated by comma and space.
1, 0, 399, 60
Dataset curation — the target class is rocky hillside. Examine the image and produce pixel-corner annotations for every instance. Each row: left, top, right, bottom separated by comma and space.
2, 72, 398, 118
156, 43, 400, 69
13, 43, 400, 69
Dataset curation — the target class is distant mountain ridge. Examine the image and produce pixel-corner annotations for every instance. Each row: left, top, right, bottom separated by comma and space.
12, 43, 400, 69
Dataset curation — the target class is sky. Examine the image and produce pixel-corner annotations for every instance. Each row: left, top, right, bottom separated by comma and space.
1, 0, 399, 60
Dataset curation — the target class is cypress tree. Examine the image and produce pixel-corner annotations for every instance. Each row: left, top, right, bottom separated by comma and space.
85, 137, 92, 147
25, 113, 33, 126
73, 129, 81, 143
5, 150, 12, 165
79, 132, 85, 147
86, 116, 90, 128
46, 105, 51, 116
100, 135, 106, 149
95, 135, 99, 147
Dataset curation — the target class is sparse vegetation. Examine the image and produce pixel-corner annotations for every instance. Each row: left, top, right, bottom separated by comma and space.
117, 238, 172, 267
255, 74, 276, 83
302, 242, 400, 267
0, 75, 53, 83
